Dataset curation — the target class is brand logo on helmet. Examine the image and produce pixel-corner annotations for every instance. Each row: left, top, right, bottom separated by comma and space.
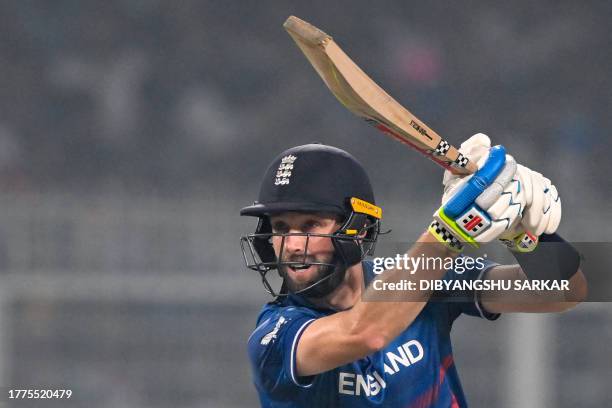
350, 197, 382, 219
275, 155, 297, 186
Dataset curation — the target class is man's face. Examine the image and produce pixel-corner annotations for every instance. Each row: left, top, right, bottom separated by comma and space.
270, 212, 342, 293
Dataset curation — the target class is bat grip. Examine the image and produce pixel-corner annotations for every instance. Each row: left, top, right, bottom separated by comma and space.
444, 145, 506, 218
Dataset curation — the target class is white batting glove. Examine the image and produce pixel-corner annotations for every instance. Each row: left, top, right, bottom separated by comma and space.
442, 133, 562, 252
429, 135, 526, 252
515, 165, 561, 236
432, 144, 525, 250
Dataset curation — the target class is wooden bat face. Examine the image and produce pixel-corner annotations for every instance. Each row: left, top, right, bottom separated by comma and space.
283, 16, 476, 175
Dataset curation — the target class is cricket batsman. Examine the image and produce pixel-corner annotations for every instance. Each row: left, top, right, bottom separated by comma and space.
240, 135, 587, 407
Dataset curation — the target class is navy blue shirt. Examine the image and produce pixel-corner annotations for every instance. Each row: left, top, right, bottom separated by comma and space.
248, 260, 499, 407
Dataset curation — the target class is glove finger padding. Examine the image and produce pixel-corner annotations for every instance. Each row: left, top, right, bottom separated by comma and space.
545, 185, 561, 234
471, 176, 524, 242
500, 165, 562, 252
485, 178, 524, 220
476, 155, 517, 210
522, 169, 562, 236
541, 176, 552, 229
442, 133, 492, 196
516, 165, 533, 207
458, 133, 491, 159
523, 170, 546, 234
432, 145, 517, 250
442, 176, 468, 205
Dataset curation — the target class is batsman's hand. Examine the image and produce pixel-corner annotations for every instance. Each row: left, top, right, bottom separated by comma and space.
514, 165, 561, 235
441, 133, 562, 252
429, 137, 524, 251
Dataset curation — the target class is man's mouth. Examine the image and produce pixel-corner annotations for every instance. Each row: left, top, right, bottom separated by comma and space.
288, 263, 311, 272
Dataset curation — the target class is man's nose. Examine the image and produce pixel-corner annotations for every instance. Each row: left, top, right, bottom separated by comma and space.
283, 231, 308, 254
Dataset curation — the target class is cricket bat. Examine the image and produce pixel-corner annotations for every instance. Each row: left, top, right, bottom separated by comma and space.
283, 16, 477, 175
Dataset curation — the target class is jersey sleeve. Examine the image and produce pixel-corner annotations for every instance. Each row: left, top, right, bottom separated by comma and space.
247, 305, 318, 397
438, 257, 501, 322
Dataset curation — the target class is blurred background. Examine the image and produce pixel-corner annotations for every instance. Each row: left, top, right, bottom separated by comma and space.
0, 1, 610, 407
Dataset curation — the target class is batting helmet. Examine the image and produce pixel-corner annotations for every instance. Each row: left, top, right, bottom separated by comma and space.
240, 143, 382, 297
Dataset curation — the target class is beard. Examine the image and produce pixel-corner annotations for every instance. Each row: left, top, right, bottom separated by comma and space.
278, 253, 337, 294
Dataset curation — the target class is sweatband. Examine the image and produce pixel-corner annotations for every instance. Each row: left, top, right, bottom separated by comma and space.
510, 233, 581, 281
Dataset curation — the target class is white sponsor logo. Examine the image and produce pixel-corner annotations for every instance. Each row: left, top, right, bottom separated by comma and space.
338, 339, 424, 396
260, 316, 286, 345
274, 155, 297, 186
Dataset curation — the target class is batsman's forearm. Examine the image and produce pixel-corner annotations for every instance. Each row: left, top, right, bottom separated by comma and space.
346, 231, 457, 350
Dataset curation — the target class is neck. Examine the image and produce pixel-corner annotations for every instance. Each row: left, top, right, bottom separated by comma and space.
308, 263, 365, 311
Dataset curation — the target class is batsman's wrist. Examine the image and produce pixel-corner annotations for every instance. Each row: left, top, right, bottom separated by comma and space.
510, 233, 581, 281
499, 229, 538, 253
420, 228, 463, 260
427, 220, 464, 253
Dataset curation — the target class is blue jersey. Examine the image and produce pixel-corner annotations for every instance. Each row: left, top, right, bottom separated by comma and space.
248, 260, 500, 407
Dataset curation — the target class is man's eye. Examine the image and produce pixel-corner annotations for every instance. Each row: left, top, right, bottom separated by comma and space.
272, 224, 289, 233
304, 221, 321, 230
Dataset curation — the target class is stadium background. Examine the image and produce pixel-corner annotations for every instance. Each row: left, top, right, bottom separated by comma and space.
0, 1, 610, 407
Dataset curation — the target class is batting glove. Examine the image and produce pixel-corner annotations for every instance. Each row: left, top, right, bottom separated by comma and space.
430, 137, 525, 252
498, 165, 562, 252
441, 133, 562, 253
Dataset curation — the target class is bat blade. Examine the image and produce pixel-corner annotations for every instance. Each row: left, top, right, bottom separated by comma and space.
283, 16, 476, 175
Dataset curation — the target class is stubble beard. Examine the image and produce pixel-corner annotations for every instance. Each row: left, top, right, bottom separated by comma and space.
279, 253, 336, 293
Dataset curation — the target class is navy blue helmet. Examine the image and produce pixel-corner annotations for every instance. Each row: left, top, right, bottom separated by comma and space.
240, 143, 382, 298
